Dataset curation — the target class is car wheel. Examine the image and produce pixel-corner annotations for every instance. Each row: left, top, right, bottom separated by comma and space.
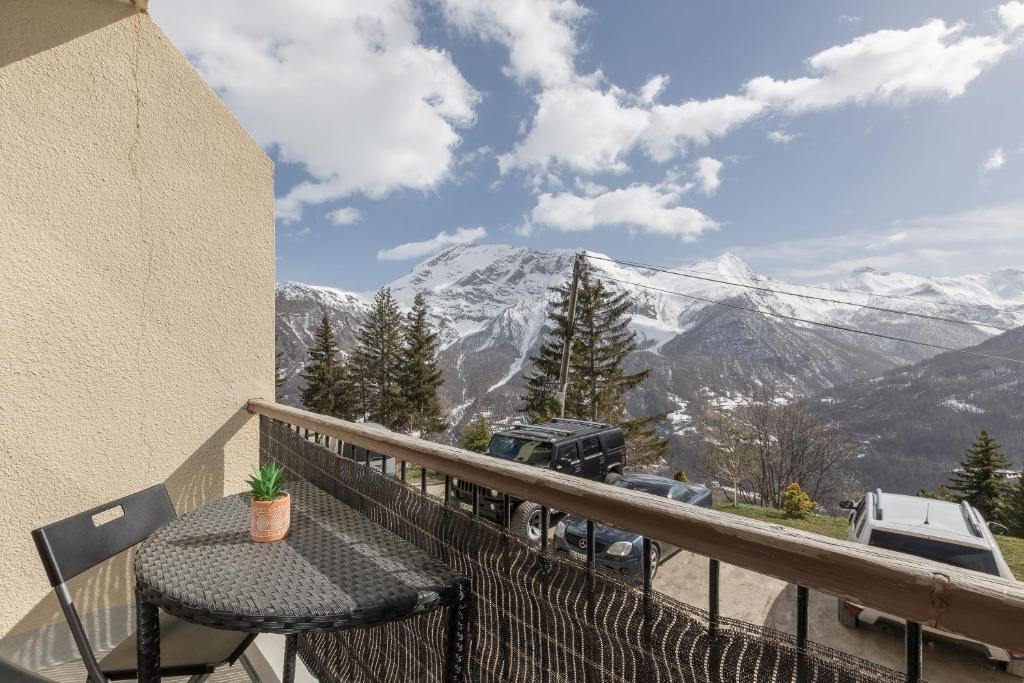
605, 471, 622, 485
511, 502, 543, 545
1007, 659, 1024, 677
648, 544, 661, 581
837, 600, 859, 628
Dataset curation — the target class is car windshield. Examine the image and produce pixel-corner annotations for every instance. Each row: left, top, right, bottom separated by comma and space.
671, 485, 701, 503
487, 435, 553, 467
869, 530, 1000, 575
613, 478, 670, 498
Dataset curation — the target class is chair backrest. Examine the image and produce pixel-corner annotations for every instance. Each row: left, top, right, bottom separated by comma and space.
30, 484, 175, 683
32, 484, 175, 586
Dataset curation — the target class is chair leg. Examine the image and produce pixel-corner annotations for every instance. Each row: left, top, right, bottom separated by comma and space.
444, 581, 471, 683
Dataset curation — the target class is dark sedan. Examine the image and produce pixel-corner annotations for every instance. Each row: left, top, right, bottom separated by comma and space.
554, 474, 711, 579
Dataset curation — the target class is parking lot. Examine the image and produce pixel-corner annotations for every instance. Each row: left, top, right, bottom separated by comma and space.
655, 549, 1017, 682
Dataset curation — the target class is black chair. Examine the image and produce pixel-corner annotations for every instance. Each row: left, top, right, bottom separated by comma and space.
32, 485, 258, 683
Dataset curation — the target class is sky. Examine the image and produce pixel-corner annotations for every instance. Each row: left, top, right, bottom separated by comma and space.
151, 1, 1024, 291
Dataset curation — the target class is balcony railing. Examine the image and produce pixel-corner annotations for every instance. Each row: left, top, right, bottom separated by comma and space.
249, 399, 1024, 682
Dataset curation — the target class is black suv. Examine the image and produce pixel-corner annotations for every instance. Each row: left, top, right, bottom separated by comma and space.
451, 418, 626, 542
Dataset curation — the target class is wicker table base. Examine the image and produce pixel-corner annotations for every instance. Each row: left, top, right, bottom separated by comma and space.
134, 481, 470, 682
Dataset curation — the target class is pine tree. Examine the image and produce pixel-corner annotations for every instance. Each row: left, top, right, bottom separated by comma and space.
1003, 477, 1024, 537
300, 314, 344, 416
275, 348, 287, 400
521, 257, 668, 466
461, 413, 492, 453
948, 429, 1010, 520
400, 293, 448, 436
345, 288, 406, 431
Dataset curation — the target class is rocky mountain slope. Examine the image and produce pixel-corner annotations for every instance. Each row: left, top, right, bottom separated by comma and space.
275, 244, 1024, 485
808, 327, 1024, 494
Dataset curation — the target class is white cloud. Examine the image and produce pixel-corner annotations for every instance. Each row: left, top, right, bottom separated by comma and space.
376, 227, 487, 261
441, 0, 587, 87
528, 180, 718, 241
983, 147, 1007, 173
839, 15, 861, 24
694, 157, 723, 196
999, 1, 1024, 31
498, 77, 650, 174
639, 95, 766, 162
325, 207, 363, 225
151, 1, 479, 223
744, 18, 1012, 113
734, 203, 1024, 280
471, 2, 1023, 179
767, 130, 799, 144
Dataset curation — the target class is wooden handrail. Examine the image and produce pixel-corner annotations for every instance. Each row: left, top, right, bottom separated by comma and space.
248, 399, 1024, 652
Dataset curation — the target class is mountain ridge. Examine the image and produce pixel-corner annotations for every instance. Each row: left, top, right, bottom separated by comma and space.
275, 243, 1024, 488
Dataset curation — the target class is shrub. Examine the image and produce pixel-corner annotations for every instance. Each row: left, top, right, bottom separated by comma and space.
782, 483, 816, 518
674, 470, 689, 483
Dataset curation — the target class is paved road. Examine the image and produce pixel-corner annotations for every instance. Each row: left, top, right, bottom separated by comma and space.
655, 548, 1017, 682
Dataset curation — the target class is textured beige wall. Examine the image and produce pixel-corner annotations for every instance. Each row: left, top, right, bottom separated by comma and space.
0, 0, 275, 643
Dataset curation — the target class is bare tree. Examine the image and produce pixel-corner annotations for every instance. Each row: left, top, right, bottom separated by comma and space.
732, 392, 856, 508
700, 409, 758, 507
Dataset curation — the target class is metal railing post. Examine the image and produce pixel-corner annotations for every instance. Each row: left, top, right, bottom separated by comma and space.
796, 584, 809, 679
906, 621, 923, 683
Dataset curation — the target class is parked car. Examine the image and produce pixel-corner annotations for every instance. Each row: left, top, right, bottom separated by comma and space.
554, 474, 711, 579
838, 489, 1024, 676
451, 418, 626, 542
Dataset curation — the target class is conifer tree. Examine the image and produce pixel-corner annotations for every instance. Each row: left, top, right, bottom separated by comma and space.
1002, 477, 1024, 537
461, 413, 492, 453
948, 429, 1010, 520
521, 258, 668, 466
400, 293, 448, 436
345, 288, 406, 431
300, 314, 344, 417
275, 349, 287, 400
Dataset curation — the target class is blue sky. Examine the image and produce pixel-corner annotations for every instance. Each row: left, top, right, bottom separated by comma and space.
153, 1, 1024, 291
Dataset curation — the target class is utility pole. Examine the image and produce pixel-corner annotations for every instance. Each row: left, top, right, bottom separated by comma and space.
556, 252, 584, 418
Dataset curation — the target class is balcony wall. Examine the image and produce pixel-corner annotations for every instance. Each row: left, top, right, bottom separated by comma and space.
0, 0, 274, 653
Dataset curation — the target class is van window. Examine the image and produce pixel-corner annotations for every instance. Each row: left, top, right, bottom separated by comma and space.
557, 443, 579, 462
869, 530, 999, 575
488, 435, 553, 467
604, 431, 625, 450
581, 437, 602, 457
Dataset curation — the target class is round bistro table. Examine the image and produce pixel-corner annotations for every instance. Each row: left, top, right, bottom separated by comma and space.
133, 481, 470, 682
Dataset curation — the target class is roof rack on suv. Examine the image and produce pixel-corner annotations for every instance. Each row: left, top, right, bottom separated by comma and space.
548, 418, 612, 429
961, 501, 984, 537
509, 424, 575, 438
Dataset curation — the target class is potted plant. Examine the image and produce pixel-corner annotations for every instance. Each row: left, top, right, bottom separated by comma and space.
247, 461, 290, 542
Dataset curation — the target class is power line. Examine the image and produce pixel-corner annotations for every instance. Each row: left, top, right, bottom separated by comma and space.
584, 254, 1016, 332
596, 274, 1024, 366
585, 253, 1023, 316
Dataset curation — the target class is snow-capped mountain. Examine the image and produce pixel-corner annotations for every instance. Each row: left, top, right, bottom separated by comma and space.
275, 243, 1024, 478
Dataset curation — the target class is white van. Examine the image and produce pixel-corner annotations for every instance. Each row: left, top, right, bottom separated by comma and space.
838, 489, 1023, 676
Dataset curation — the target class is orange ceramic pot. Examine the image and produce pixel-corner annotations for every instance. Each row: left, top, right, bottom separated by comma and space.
250, 491, 291, 542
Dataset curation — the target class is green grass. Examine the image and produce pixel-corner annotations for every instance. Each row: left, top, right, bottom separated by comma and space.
996, 535, 1024, 581
713, 501, 1024, 581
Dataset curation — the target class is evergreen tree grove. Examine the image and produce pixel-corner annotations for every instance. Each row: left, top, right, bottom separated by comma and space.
1003, 477, 1024, 537
521, 257, 668, 467
400, 293, 448, 436
300, 314, 344, 417
947, 428, 1010, 521
461, 413, 492, 453
344, 288, 406, 431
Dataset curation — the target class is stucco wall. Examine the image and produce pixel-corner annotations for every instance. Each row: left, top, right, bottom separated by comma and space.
0, 0, 275, 648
